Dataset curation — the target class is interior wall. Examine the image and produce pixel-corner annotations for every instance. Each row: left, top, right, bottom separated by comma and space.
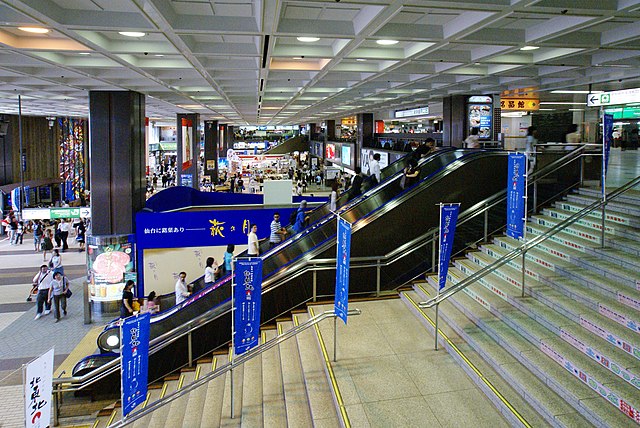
142, 244, 248, 296
7, 115, 57, 183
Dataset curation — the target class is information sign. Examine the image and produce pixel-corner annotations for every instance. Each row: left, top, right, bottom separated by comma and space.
438, 204, 460, 292
506, 153, 527, 240
24, 348, 54, 428
234, 259, 263, 356
587, 87, 640, 107
121, 312, 150, 417
334, 217, 352, 324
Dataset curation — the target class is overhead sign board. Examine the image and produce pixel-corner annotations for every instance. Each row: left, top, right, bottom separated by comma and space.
587, 88, 640, 107
394, 106, 429, 118
468, 96, 492, 103
500, 98, 539, 111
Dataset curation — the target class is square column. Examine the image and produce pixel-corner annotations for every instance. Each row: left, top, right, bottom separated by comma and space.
176, 113, 200, 188
204, 120, 218, 183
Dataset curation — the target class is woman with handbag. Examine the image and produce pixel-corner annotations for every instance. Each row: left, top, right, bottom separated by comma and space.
41, 229, 54, 261
47, 271, 68, 322
49, 249, 64, 276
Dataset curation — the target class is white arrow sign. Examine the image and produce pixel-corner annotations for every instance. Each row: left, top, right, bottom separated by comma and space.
79, 207, 91, 218
587, 87, 640, 107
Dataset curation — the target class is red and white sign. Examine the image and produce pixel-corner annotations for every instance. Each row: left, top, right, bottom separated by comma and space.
25, 348, 54, 428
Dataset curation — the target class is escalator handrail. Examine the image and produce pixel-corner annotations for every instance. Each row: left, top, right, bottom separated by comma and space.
419, 164, 639, 310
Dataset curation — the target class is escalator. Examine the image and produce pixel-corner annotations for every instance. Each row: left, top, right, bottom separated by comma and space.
72, 149, 509, 394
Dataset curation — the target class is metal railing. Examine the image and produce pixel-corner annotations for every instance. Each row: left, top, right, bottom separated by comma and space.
104, 308, 361, 428
52, 146, 595, 421
419, 174, 640, 314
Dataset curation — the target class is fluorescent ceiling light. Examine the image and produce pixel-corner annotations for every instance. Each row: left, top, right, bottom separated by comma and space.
19, 27, 50, 34
520, 46, 539, 51
377, 40, 399, 45
356, 58, 367, 62
292, 56, 303, 60
119, 31, 146, 37
78, 52, 91, 55
297, 37, 320, 43
539, 102, 586, 105
155, 54, 164, 57
569, 108, 584, 111
539, 109, 556, 111
551, 90, 603, 94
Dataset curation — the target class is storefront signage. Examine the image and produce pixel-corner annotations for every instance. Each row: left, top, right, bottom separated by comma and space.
604, 106, 640, 119
468, 96, 492, 103
341, 116, 357, 126
394, 106, 429, 118
588, 87, 640, 107
500, 98, 539, 111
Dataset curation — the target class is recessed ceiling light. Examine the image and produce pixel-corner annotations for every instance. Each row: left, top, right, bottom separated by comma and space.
297, 37, 319, 43
520, 46, 539, 51
78, 52, 91, 55
356, 58, 367, 62
154, 54, 164, 57
377, 39, 399, 45
119, 31, 146, 37
19, 27, 50, 34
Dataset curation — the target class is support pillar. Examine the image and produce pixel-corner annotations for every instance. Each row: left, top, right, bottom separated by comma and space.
176, 113, 200, 188
225, 125, 234, 153
204, 120, 219, 184
89, 90, 145, 235
356, 113, 373, 170
326, 120, 336, 142
442, 95, 465, 147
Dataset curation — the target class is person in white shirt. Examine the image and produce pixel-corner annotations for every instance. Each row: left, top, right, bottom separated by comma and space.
59, 219, 71, 251
175, 271, 190, 305
33, 265, 53, 319
464, 128, 480, 148
203, 257, 219, 290
248, 224, 259, 256
330, 181, 339, 212
370, 153, 381, 184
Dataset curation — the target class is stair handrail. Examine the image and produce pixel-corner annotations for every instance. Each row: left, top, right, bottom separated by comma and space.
105, 308, 362, 428
54, 146, 592, 392
419, 174, 640, 309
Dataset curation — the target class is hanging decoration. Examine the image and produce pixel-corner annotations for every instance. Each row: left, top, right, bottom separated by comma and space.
57, 118, 86, 201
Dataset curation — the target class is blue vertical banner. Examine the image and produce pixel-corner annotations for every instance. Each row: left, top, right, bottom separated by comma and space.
334, 216, 352, 324
506, 153, 527, 240
603, 113, 614, 176
234, 258, 263, 356
438, 204, 460, 291
121, 312, 150, 417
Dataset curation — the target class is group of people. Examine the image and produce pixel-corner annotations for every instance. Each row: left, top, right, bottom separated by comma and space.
173, 246, 235, 306
2, 213, 87, 257
120, 280, 160, 318
32, 264, 70, 323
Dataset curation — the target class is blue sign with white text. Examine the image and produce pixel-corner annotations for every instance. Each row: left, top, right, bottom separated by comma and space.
438, 204, 459, 291
603, 113, 613, 176
234, 258, 263, 356
121, 312, 150, 417
334, 217, 352, 324
506, 153, 527, 240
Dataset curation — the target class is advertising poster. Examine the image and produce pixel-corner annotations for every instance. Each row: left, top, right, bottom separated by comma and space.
438, 204, 460, 291
334, 216, 352, 324
360, 149, 389, 175
506, 153, 527, 240
326, 144, 336, 159
234, 258, 263, 356
468, 103, 493, 139
121, 313, 150, 417
24, 348, 54, 428
87, 236, 135, 302
180, 174, 193, 187
181, 118, 192, 171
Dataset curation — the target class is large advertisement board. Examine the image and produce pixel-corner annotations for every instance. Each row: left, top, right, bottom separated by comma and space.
121, 313, 150, 417
234, 258, 263, 356
334, 217, 352, 323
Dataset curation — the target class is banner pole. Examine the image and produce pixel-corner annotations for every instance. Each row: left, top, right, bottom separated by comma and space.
601, 107, 606, 249
522, 152, 529, 298
333, 316, 337, 362
435, 203, 442, 351
230, 258, 235, 419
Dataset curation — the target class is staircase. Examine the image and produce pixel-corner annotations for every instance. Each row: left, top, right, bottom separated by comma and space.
405, 186, 640, 427
91, 311, 339, 427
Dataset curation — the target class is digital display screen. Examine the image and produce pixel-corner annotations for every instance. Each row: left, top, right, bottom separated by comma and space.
468, 104, 492, 139
326, 144, 336, 159
341, 145, 351, 166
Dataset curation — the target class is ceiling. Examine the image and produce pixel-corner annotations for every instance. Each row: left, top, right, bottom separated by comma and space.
1, 0, 640, 125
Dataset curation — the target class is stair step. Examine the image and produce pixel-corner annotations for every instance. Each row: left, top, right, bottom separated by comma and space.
530, 215, 603, 246
555, 200, 640, 228
278, 320, 313, 427
578, 187, 640, 207
425, 276, 639, 427
131, 386, 163, 428
293, 312, 340, 426
262, 328, 287, 427
199, 354, 229, 428
585, 246, 640, 272
164, 370, 196, 426
407, 284, 589, 427
180, 358, 218, 428
240, 333, 264, 427
568, 193, 640, 217
543, 206, 640, 241
526, 222, 596, 254
147, 378, 179, 427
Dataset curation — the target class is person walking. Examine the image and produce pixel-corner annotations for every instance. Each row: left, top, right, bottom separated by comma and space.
203, 257, 219, 290
369, 153, 381, 184
248, 224, 259, 256
464, 127, 480, 148
59, 219, 71, 251
175, 272, 190, 305
33, 220, 44, 252
269, 213, 287, 249
75, 219, 86, 252
49, 249, 64, 276
292, 200, 311, 235
48, 272, 69, 323
33, 265, 53, 320
120, 280, 135, 318
330, 181, 339, 212
525, 126, 538, 172
41, 229, 54, 261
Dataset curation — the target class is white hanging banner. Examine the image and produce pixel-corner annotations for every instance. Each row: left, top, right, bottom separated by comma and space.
24, 348, 54, 428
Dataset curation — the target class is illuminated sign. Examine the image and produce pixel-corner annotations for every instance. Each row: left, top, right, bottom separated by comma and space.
394, 106, 429, 118
587, 87, 640, 107
468, 96, 492, 103
500, 98, 540, 111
